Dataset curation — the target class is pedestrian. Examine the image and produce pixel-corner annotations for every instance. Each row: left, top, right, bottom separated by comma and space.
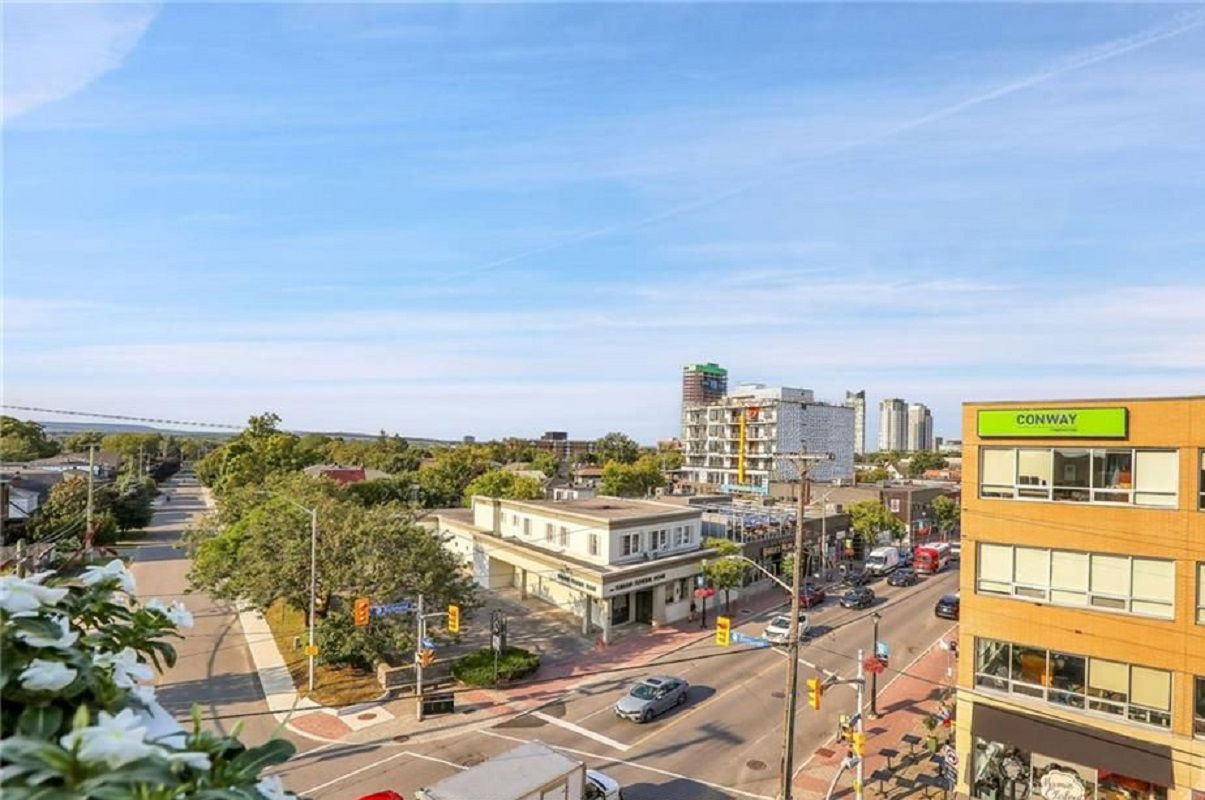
688, 599, 697, 623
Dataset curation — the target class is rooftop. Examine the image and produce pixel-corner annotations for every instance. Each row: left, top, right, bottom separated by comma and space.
416, 741, 580, 800
500, 496, 697, 521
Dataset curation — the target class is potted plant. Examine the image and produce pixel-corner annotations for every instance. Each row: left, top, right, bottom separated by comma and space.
922, 713, 940, 752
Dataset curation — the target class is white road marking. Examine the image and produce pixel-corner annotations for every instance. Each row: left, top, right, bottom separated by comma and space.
299, 749, 465, 796
481, 729, 776, 800
532, 711, 631, 751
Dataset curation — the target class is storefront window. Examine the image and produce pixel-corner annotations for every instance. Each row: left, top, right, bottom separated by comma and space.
1033, 756, 1095, 800
610, 594, 629, 625
1099, 774, 1166, 800
972, 737, 1167, 800
972, 738, 1030, 800
976, 639, 1010, 691
1194, 676, 1205, 737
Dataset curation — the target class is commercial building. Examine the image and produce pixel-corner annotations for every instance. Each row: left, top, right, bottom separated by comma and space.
908, 403, 935, 452
681, 384, 854, 495
821, 481, 960, 543
879, 398, 908, 452
433, 496, 712, 642
846, 390, 867, 455
532, 431, 595, 463
958, 397, 1205, 800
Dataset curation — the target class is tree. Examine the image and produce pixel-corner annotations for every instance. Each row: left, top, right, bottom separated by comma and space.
414, 446, 496, 507
63, 431, 105, 452
599, 455, 665, 497
593, 432, 640, 465
462, 469, 544, 505
0, 416, 61, 461
347, 475, 419, 507
701, 537, 746, 614
848, 499, 905, 547
907, 451, 949, 477
531, 451, 560, 478
29, 476, 152, 543
931, 495, 959, 536
857, 467, 891, 483
657, 450, 684, 471
193, 412, 321, 495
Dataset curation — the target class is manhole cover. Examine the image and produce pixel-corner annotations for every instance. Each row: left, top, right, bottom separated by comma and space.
770, 691, 785, 698
357, 713, 376, 721
746, 760, 766, 771
392, 735, 409, 743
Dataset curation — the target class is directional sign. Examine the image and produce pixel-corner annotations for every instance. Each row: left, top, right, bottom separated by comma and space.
371, 601, 416, 618
731, 631, 771, 648
421, 637, 436, 649
875, 640, 889, 661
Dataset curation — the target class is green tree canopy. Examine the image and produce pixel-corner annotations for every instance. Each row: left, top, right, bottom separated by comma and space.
857, 466, 891, 483
848, 499, 906, 544
701, 537, 745, 613
530, 451, 560, 478
593, 432, 640, 465
599, 455, 665, 497
907, 451, 949, 477
0, 416, 61, 461
321, 432, 421, 474
30, 475, 155, 542
462, 469, 544, 505
931, 495, 959, 534
194, 412, 321, 495
63, 431, 105, 452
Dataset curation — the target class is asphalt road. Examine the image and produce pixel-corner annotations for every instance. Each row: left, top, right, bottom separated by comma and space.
275, 568, 959, 800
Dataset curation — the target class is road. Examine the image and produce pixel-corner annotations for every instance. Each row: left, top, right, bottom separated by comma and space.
123, 469, 303, 751
274, 569, 959, 799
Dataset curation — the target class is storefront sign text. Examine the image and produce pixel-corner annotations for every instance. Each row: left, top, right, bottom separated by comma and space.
977, 407, 1127, 439
606, 572, 667, 597
1038, 770, 1087, 800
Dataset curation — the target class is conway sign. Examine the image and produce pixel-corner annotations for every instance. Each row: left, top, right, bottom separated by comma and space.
977, 407, 1128, 439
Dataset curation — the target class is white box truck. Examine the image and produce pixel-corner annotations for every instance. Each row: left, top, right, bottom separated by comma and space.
415, 740, 622, 800
864, 546, 901, 576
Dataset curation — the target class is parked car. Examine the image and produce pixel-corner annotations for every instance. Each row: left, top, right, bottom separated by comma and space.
586, 770, 624, 800
839, 568, 872, 587
614, 676, 689, 722
898, 547, 914, 567
763, 612, 809, 644
935, 593, 960, 620
799, 582, 826, 607
839, 586, 876, 609
887, 567, 919, 587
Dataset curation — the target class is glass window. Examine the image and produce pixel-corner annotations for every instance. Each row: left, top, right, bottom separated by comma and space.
1129, 665, 1172, 727
1087, 658, 1128, 716
1014, 548, 1050, 599
1134, 450, 1178, 507
523, 518, 531, 536
1052, 448, 1091, 501
1090, 554, 1130, 609
545, 523, 554, 542
1032, 756, 1095, 800
1093, 449, 1134, 502
1010, 645, 1048, 697
1050, 550, 1089, 607
1017, 449, 1053, 498
975, 638, 1010, 691
1199, 450, 1205, 510
978, 543, 1013, 594
1131, 558, 1175, 618
1195, 676, 1205, 737
558, 526, 568, 547
1048, 652, 1086, 709
980, 448, 1016, 497
1198, 564, 1205, 625
588, 533, 599, 557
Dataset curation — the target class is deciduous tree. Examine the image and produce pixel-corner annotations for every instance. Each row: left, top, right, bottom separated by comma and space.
593, 432, 640, 465
848, 499, 905, 546
462, 469, 544, 505
0, 416, 61, 461
702, 537, 746, 613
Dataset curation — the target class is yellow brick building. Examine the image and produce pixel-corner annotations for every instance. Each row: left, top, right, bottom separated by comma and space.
957, 397, 1204, 800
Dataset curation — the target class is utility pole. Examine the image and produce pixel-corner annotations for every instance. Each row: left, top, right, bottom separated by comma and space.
870, 612, 882, 718
777, 450, 834, 800
307, 506, 318, 695
855, 649, 866, 800
415, 593, 426, 721
85, 445, 96, 555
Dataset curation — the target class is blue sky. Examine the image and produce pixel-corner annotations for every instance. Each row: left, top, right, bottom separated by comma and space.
4, 3, 1204, 444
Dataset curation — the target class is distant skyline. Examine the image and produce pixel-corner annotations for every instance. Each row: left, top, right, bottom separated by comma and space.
5, 4, 1204, 442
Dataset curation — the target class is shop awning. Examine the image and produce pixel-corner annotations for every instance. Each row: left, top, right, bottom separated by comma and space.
972, 704, 1172, 787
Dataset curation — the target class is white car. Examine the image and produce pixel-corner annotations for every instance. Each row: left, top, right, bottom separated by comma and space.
586, 769, 623, 800
762, 613, 809, 645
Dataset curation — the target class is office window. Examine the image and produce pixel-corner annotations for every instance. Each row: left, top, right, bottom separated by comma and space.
1195, 676, 1205, 737
621, 533, 640, 557
1087, 658, 1129, 716
673, 526, 684, 547
588, 534, 599, 557
523, 518, 531, 536
512, 514, 519, 526
976, 544, 1173, 619
545, 523, 554, 542
1049, 652, 1086, 710
975, 639, 1010, 691
978, 447, 1177, 507
652, 529, 668, 550
1010, 645, 1049, 698
1130, 666, 1172, 727
558, 526, 568, 547
1197, 564, 1205, 624
1199, 451, 1205, 510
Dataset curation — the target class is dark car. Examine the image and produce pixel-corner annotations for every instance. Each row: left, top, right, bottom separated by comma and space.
887, 568, 918, 587
899, 548, 914, 567
935, 593, 960, 620
839, 586, 876, 609
839, 568, 872, 587
799, 583, 826, 607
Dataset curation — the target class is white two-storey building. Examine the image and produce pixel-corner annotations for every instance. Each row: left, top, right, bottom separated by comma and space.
433, 496, 713, 642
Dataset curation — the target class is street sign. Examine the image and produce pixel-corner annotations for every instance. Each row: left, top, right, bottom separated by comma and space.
875, 640, 889, 661
370, 601, 416, 618
421, 638, 435, 649
731, 631, 770, 648
303, 645, 318, 657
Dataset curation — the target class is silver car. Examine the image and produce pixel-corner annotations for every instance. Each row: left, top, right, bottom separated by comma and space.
614, 676, 689, 723
763, 612, 809, 645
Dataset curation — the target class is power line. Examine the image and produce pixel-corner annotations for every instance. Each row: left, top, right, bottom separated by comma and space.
2, 404, 242, 431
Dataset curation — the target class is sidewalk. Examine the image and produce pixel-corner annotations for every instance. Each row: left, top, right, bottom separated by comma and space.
794, 627, 963, 799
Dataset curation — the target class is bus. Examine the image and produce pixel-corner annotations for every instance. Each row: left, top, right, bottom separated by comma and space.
914, 542, 952, 575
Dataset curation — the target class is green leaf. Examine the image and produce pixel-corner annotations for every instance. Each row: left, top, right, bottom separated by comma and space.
70, 704, 90, 732
17, 706, 63, 740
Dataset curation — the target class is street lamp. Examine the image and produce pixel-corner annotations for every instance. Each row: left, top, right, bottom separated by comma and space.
260, 491, 319, 695
870, 611, 882, 718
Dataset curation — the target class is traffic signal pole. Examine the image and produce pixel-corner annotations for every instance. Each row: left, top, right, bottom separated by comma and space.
415, 593, 425, 721
855, 649, 865, 800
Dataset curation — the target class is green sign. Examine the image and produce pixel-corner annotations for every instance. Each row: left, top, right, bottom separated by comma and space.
977, 408, 1128, 439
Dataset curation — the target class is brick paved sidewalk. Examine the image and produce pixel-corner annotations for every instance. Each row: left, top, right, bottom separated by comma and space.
795, 627, 964, 800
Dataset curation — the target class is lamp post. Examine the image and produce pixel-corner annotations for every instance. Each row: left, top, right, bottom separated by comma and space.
261, 491, 319, 694
870, 611, 882, 718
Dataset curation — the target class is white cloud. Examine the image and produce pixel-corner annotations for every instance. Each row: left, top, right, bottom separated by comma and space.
2, 3, 160, 121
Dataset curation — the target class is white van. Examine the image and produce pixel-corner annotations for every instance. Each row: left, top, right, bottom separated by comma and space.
864, 546, 901, 576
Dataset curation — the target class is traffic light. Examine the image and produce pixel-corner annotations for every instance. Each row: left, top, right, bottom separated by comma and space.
851, 732, 866, 757
417, 649, 435, 667
807, 677, 823, 710
447, 604, 460, 633
353, 597, 370, 627
715, 615, 731, 647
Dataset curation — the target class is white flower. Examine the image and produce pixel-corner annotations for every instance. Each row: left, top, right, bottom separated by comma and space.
257, 775, 292, 800
61, 709, 157, 769
130, 684, 157, 706
15, 615, 79, 650
164, 748, 212, 771
146, 598, 194, 629
96, 647, 154, 688
0, 572, 69, 615
139, 697, 186, 748
19, 658, 78, 691
81, 559, 137, 594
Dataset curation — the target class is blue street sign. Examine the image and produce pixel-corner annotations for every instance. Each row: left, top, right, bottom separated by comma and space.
421, 637, 435, 649
875, 640, 889, 660
731, 631, 771, 648
370, 601, 416, 617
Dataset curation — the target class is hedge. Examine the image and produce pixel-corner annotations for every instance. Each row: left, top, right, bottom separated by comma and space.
452, 646, 540, 687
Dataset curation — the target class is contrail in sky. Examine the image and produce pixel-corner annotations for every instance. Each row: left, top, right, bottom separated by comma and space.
439, 8, 1205, 283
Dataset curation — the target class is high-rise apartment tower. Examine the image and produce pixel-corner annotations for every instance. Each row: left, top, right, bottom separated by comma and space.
845, 390, 867, 455
907, 403, 934, 451
879, 398, 908, 452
